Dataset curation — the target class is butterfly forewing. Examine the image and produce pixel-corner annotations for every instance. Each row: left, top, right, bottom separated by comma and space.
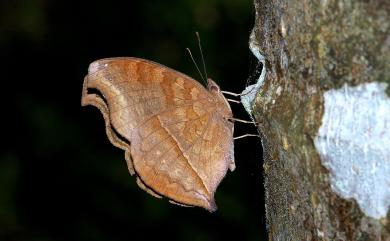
82, 57, 234, 211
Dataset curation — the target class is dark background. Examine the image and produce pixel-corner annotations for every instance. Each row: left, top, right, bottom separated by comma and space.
0, 0, 265, 240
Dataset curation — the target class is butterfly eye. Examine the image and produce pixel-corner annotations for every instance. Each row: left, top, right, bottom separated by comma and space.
207, 78, 220, 93
209, 84, 220, 92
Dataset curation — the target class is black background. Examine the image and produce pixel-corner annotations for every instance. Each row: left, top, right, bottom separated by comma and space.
0, 0, 265, 240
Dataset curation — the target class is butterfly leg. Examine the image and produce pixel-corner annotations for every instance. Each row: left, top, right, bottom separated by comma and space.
222, 91, 242, 104
221, 90, 242, 97
233, 134, 260, 140
222, 89, 259, 97
226, 98, 241, 103
222, 90, 259, 104
228, 117, 258, 125
227, 116, 260, 140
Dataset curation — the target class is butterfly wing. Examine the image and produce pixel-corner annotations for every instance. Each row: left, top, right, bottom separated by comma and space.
82, 57, 234, 211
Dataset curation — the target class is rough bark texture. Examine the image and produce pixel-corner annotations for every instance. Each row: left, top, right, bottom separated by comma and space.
250, 0, 390, 240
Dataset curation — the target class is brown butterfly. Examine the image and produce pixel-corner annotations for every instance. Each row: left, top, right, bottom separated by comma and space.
81, 57, 235, 211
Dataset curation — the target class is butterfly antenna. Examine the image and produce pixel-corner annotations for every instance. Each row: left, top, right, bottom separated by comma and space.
186, 47, 206, 84
195, 32, 208, 81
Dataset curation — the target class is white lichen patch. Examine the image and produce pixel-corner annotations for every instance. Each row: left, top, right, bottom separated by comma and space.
241, 30, 266, 117
314, 82, 390, 219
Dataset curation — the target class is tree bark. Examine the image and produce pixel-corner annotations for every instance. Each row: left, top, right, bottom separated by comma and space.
249, 0, 390, 240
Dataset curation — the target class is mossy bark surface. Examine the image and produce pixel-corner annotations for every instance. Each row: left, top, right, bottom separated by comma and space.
250, 0, 390, 240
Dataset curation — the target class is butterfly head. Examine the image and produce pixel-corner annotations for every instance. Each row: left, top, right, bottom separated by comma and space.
207, 78, 220, 93
207, 78, 233, 119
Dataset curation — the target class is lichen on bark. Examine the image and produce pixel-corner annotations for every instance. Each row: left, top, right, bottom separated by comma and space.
249, 0, 390, 240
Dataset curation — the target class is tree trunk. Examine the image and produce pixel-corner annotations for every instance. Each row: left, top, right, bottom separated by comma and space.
248, 0, 390, 240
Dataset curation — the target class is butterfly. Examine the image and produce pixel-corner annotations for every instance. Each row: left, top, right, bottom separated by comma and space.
81, 57, 235, 211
